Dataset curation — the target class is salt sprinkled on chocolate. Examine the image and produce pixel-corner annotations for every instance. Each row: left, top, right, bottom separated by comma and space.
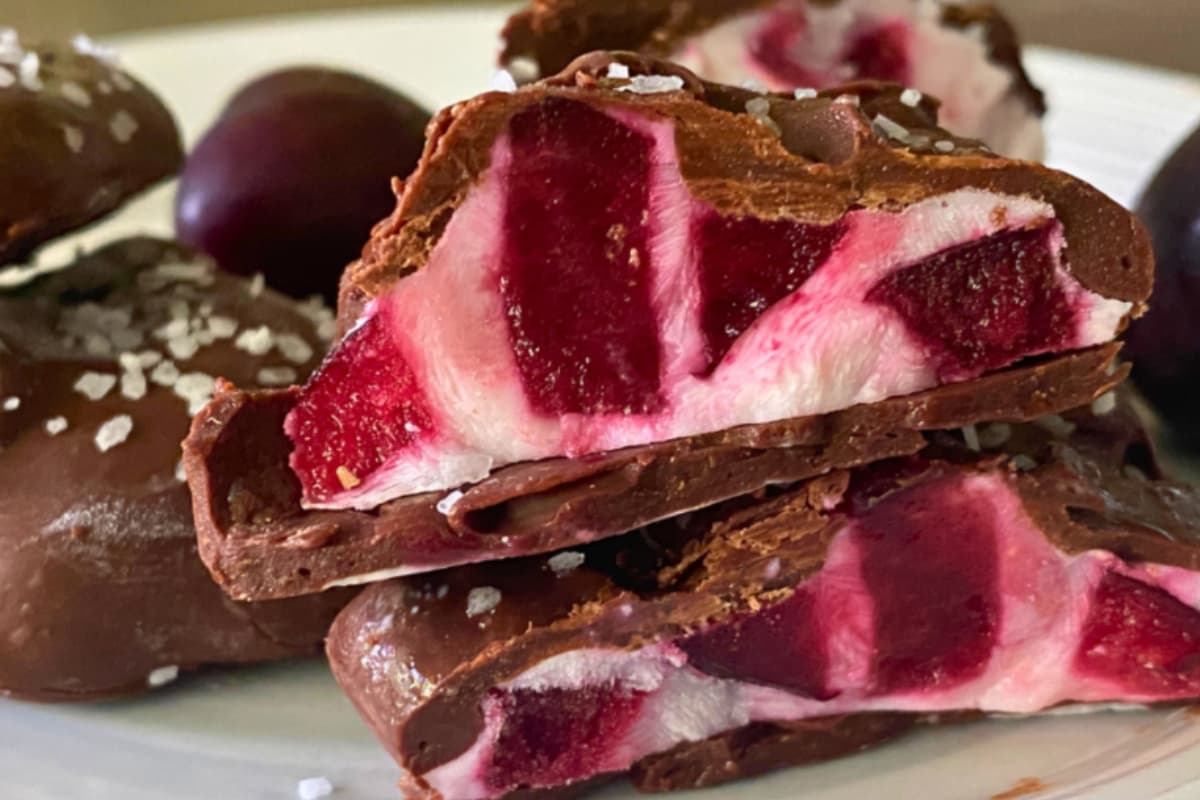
74, 371, 117, 401
173, 372, 216, 415
71, 33, 119, 66
0, 28, 19, 64
274, 333, 313, 364
206, 316, 237, 339
490, 69, 518, 94
961, 423, 981, 452
2, 396, 20, 411
436, 584, 449, 600
436, 489, 465, 516
740, 78, 767, 94
109, 110, 139, 143
235, 325, 274, 356
745, 97, 781, 137
1091, 392, 1117, 416
62, 124, 84, 154
793, 88, 818, 100
18, 51, 42, 91
874, 114, 911, 142
900, 88, 924, 107
44, 416, 68, 435
834, 94, 860, 106
175, 460, 186, 482
149, 360, 180, 387
1034, 414, 1078, 440
505, 56, 539, 84
296, 776, 334, 800
466, 586, 502, 618
146, 664, 179, 687
547, 551, 585, 575
94, 414, 133, 452
606, 62, 630, 80
110, 71, 134, 92
0, 68, 14, 88
257, 366, 298, 387
935, 140, 956, 153
248, 273, 265, 298
618, 75, 685, 95
59, 80, 92, 107
120, 368, 147, 401
978, 422, 1012, 449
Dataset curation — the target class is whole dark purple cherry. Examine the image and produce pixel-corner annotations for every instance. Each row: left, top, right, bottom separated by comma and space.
175, 67, 431, 303
1125, 124, 1200, 444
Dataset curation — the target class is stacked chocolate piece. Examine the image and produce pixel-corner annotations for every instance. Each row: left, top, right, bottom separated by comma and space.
181, 45, 1200, 799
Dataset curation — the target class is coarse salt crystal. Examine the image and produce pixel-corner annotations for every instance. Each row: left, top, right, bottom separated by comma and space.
436, 489, 465, 515
0, 67, 13, 88
248, 273, 266, 297
175, 460, 187, 482
167, 334, 200, 362
436, 584, 449, 599
606, 62, 630, 80
62, 124, 85, 153
2, 396, 19, 411
74, 371, 117, 400
834, 94, 860, 106
206, 316, 237, 339
94, 414, 133, 452
149, 360, 180, 387
111, 71, 134, 92
121, 369, 147, 401
44, 416, 68, 435
173, 372, 216, 415
490, 69, 518, 93
977, 422, 1012, 449
793, 87, 818, 100
547, 551, 585, 575
935, 140, 956, 153
745, 97, 771, 116
235, 326, 274, 356
155, 261, 214, 285
961, 424, 981, 452
740, 78, 767, 93
1091, 392, 1117, 416
147, 664, 179, 687
18, 52, 41, 91
71, 33, 119, 65
900, 88, 923, 107
466, 586, 502, 617
257, 366, 298, 386
505, 56, 539, 84
137, 350, 163, 368
618, 75, 684, 95
59, 80, 92, 107
154, 318, 190, 341
874, 114, 910, 141
1034, 414, 1077, 440
275, 333, 314, 364
296, 776, 334, 800
109, 110, 138, 143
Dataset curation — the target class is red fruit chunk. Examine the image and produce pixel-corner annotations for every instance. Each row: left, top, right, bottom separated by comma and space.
1076, 571, 1200, 696
694, 213, 848, 374
286, 304, 433, 502
866, 225, 1074, 380
486, 684, 647, 791
678, 585, 832, 699
844, 21, 911, 83
501, 97, 663, 415
856, 475, 999, 694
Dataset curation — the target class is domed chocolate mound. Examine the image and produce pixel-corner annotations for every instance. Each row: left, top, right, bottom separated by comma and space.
0, 32, 182, 266
0, 237, 350, 702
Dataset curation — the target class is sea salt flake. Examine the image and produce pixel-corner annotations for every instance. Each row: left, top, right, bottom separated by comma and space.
436, 489, 465, 515
206, 316, 237, 339
175, 460, 187, 482
935, 140, 956, 153
490, 69, 518, 93
874, 113, 910, 141
60, 123, 85, 153
150, 360, 180, 387
109, 110, 138, 142
619, 75, 684, 95
1091, 392, 1117, 416
60, 80, 92, 107
1034, 414, 1077, 440
296, 776, 334, 800
466, 586, 502, 617
235, 326, 274, 356
154, 318, 190, 341
257, 366, 298, 387
173, 372, 216, 415
0, 67, 13, 88
436, 584, 449, 599
147, 664, 179, 687
900, 88, 923, 107
137, 350, 163, 368
111, 71, 134, 92
166, 334, 200, 361
71, 33, 120, 66
275, 333, 314, 364
505, 56, 539, 83
154, 261, 213, 286
793, 87, 818, 100
2, 396, 19, 411
44, 416, 68, 435
978, 423, 1012, 449
248, 273, 265, 297
961, 424, 981, 452
74, 371, 117, 400
606, 62, 630, 79
547, 551, 585, 575
18, 52, 42, 91
120, 369, 147, 400
94, 414, 133, 452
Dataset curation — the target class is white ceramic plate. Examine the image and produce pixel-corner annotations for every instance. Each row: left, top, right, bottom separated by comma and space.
6, 6, 1200, 799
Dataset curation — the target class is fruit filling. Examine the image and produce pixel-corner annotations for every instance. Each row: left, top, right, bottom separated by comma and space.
286, 96, 1129, 509
422, 471, 1200, 800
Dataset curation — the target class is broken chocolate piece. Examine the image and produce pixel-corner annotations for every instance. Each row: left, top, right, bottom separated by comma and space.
327, 407, 1200, 799
187, 343, 1125, 599
0, 238, 349, 701
284, 54, 1147, 514
0, 33, 183, 266
500, 0, 1046, 159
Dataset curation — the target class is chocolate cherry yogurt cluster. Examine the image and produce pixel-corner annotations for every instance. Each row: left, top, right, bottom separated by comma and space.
0, 31, 352, 701
179, 47, 1200, 798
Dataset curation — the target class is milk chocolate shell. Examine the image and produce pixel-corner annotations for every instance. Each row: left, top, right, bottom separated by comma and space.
0, 32, 183, 266
0, 238, 350, 701
326, 401, 1200, 799
185, 53, 1148, 598
500, 0, 1046, 159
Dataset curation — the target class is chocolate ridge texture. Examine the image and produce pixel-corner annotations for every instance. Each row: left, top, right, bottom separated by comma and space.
0, 238, 351, 701
0, 34, 183, 266
326, 400, 1200, 799
186, 344, 1125, 600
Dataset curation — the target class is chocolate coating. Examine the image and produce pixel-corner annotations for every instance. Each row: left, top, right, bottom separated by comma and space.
0, 35, 183, 266
339, 53, 1147, 329
0, 238, 351, 701
326, 399, 1198, 796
